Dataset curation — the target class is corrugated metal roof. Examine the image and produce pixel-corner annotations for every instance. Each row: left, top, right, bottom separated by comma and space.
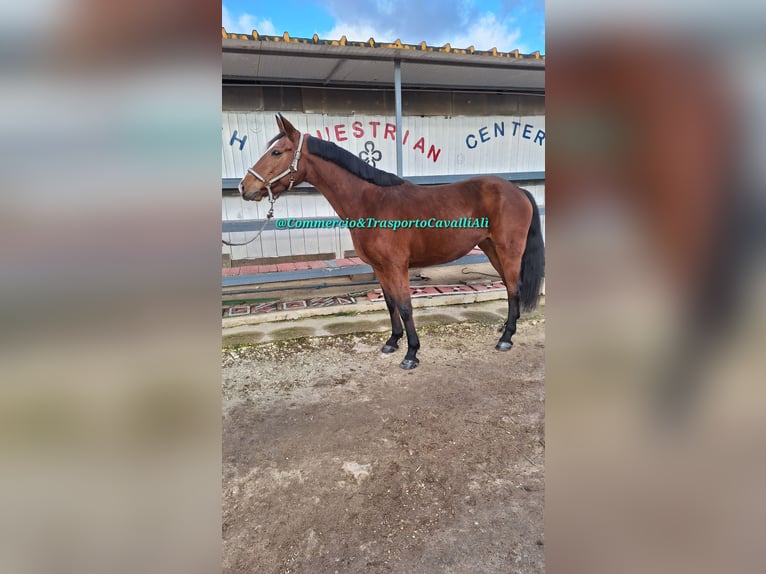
221, 28, 544, 61
223, 28, 544, 92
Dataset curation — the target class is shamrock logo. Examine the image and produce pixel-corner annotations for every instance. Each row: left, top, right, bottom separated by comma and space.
358, 141, 382, 167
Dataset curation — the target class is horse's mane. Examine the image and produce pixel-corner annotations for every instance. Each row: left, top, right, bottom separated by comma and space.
306, 136, 405, 187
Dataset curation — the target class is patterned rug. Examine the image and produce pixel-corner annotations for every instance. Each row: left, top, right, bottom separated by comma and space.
223, 296, 356, 317
366, 281, 506, 301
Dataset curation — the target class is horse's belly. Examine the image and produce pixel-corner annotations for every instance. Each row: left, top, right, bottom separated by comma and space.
407, 227, 486, 266
351, 227, 485, 268
409, 245, 477, 267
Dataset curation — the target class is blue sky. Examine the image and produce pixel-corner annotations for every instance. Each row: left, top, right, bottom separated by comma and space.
222, 0, 544, 54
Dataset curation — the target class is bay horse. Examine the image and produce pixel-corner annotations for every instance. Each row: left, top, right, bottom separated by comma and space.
238, 114, 544, 369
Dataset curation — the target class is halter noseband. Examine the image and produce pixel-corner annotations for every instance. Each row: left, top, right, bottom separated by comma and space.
246, 132, 305, 218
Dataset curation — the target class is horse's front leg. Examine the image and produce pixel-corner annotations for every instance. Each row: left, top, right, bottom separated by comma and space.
390, 270, 420, 369
381, 290, 403, 354
376, 264, 420, 369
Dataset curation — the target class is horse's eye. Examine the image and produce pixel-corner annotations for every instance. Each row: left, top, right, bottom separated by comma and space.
271, 150, 282, 156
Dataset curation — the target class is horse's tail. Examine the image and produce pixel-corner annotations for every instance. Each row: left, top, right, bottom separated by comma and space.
518, 188, 545, 312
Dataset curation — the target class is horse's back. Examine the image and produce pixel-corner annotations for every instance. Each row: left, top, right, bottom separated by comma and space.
462, 176, 533, 216
405, 175, 524, 202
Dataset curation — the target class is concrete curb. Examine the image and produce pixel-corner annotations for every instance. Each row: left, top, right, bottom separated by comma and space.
222, 295, 544, 347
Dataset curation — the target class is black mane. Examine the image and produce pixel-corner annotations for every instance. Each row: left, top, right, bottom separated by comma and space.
307, 136, 405, 187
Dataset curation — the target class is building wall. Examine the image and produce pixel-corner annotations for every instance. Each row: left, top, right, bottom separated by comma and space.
223, 86, 545, 116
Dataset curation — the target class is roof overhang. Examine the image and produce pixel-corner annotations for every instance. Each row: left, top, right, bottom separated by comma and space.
222, 33, 545, 93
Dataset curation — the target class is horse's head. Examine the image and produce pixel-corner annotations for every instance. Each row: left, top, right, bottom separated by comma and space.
239, 114, 307, 202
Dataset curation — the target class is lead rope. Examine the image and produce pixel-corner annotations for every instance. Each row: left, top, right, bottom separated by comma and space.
222, 195, 276, 247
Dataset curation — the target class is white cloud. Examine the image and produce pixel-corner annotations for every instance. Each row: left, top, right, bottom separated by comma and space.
320, 12, 528, 53
222, 4, 277, 35
321, 22, 396, 43
446, 13, 526, 53
375, 0, 396, 16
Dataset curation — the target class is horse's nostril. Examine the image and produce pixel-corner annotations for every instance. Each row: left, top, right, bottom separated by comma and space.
238, 181, 244, 196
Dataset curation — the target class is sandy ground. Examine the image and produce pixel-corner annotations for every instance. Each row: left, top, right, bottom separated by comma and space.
223, 313, 544, 573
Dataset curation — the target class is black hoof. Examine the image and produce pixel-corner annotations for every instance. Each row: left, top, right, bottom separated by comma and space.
495, 341, 513, 351
400, 358, 419, 370
381, 344, 399, 354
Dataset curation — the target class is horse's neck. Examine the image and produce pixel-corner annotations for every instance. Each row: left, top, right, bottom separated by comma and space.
304, 156, 377, 220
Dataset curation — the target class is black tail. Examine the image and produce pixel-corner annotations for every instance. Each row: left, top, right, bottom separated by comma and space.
518, 188, 545, 312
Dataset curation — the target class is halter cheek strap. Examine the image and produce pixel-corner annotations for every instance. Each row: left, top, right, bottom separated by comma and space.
246, 132, 305, 217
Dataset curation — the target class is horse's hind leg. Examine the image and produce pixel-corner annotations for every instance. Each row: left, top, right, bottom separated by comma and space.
488, 242, 525, 351
397, 290, 420, 369
479, 239, 519, 351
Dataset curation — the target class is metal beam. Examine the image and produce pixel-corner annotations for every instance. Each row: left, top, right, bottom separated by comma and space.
394, 59, 403, 177
222, 253, 491, 287
223, 216, 337, 233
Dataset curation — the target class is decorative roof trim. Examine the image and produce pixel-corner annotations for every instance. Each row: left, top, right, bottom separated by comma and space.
222, 28, 544, 60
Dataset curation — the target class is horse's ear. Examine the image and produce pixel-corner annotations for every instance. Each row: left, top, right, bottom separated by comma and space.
278, 115, 299, 141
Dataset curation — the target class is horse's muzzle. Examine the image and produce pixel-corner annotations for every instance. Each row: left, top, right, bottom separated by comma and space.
239, 181, 265, 202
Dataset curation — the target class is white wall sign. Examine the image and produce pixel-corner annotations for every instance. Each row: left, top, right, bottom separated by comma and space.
223, 112, 544, 180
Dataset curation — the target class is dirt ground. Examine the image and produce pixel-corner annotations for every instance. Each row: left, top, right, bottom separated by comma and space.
223, 313, 545, 574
